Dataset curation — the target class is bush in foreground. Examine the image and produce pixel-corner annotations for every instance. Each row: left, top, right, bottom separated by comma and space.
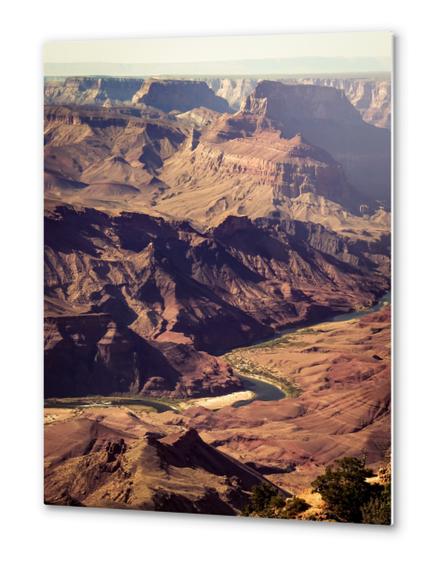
312, 457, 391, 524
242, 483, 309, 519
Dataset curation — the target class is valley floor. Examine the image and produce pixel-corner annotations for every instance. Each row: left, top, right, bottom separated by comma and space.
44, 302, 391, 514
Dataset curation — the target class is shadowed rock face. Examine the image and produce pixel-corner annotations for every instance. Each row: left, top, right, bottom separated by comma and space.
44, 92, 391, 239
44, 314, 239, 398
45, 76, 391, 129
287, 78, 391, 129
158, 127, 363, 225
132, 79, 232, 113
44, 309, 241, 400
43, 74, 391, 513
233, 82, 391, 204
153, 83, 390, 228
44, 204, 389, 398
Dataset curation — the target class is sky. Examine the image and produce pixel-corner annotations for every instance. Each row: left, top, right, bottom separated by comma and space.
44, 32, 393, 76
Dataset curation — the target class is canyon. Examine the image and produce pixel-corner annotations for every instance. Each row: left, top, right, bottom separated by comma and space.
45, 304, 390, 511
45, 75, 391, 129
44, 205, 389, 397
44, 75, 391, 517
206, 76, 391, 129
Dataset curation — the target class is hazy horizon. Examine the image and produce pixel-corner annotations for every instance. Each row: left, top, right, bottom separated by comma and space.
44, 32, 392, 77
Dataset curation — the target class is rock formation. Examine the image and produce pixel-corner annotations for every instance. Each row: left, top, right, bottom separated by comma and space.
44, 414, 281, 512
43, 74, 392, 515
44, 76, 144, 106
239, 81, 391, 203
155, 82, 391, 225
45, 75, 391, 129
44, 104, 187, 210
290, 77, 391, 129
131, 79, 231, 113
157, 126, 362, 225
206, 76, 391, 129
44, 313, 239, 398
181, 305, 392, 492
44, 202, 389, 397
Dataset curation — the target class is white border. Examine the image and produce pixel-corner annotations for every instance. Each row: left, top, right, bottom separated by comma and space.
2, 1, 432, 560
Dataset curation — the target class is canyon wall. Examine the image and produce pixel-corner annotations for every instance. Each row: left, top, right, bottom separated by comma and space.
45, 75, 391, 128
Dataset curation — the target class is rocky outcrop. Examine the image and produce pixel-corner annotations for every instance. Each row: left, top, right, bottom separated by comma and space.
44, 77, 144, 106
156, 83, 391, 225
158, 128, 354, 220
132, 79, 231, 113
45, 76, 391, 129
44, 105, 187, 204
289, 77, 391, 129
206, 77, 391, 129
238, 81, 391, 203
45, 204, 389, 399
44, 413, 281, 512
44, 314, 239, 398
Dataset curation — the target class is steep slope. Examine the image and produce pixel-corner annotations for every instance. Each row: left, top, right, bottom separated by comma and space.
179, 305, 391, 493
44, 105, 188, 212
240, 81, 390, 203
45, 76, 391, 129
132, 79, 232, 113
45, 204, 389, 398
158, 128, 359, 226
206, 77, 391, 129
44, 313, 239, 398
290, 78, 391, 129
44, 77, 144, 106
157, 93, 390, 235
44, 411, 281, 512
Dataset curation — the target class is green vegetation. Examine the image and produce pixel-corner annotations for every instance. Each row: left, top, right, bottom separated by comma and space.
247, 334, 304, 350
224, 352, 301, 397
242, 483, 309, 519
44, 394, 182, 413
283, 496, 310, 519
361, 488, 392, 525
311, 456, 391, 525
361, 459, 392, 525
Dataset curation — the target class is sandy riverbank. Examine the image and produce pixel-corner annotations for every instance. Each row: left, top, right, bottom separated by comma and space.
179, 390, 255, 411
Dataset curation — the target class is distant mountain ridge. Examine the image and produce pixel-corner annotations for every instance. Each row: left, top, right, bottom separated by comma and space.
44, 56, 391, 77
45, 75, 391, 129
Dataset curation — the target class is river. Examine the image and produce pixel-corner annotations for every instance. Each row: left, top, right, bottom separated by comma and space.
45, 291, 390, 414
230, 290, 391, 407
